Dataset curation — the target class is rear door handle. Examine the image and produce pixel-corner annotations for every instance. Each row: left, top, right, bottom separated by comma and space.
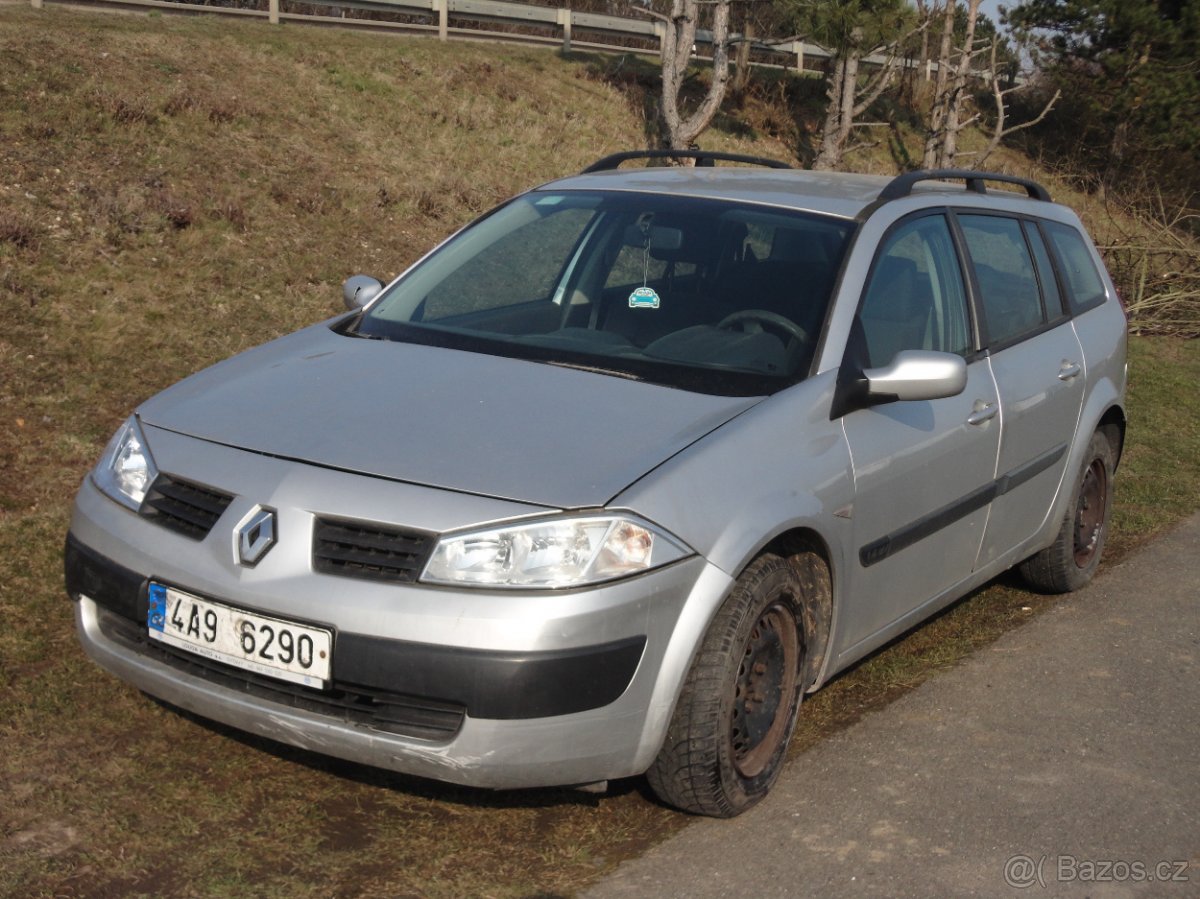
1058, 361, 1082, 381
967, 401, 998, 426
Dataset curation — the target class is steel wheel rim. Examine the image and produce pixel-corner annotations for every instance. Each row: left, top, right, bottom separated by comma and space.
731, 603, 799, 778
1073, 458, 1108, 567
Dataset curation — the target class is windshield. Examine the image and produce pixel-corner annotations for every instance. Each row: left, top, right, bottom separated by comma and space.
348, 190, 855, 396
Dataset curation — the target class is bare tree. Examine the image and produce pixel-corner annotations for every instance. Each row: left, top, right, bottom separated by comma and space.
973, 40, 1061, 168
923, 5, 1063, 171
636, 0, 734, 151
922, 0, 983, 169
1096, 183, 1200, 336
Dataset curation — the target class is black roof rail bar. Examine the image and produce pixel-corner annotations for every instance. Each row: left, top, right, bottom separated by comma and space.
880, 169, 1052, 203
582, 149, 792, 173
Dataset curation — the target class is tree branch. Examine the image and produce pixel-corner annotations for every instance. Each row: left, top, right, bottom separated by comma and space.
976, 38, 1062, 167
629, 6, 670, 25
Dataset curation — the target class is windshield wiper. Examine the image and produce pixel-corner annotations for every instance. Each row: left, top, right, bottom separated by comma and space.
543, 359, 644, 381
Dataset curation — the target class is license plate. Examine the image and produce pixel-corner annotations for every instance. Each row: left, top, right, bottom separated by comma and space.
147, 583, 332, 688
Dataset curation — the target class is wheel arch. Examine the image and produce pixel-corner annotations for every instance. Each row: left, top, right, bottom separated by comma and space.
759, 528, 835, 693
631, 524, 838, 776
1097, 403, 1126, 470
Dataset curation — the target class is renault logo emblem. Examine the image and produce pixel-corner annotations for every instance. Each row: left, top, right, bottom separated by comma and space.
236, 506, 277, 567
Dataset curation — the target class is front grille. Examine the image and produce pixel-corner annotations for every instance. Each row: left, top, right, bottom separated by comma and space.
96, 609, 464, 741
312, 517, 435, 584
139, 473, 234, 539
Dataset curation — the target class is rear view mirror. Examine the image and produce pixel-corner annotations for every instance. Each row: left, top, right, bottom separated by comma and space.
621, 224, 684, 252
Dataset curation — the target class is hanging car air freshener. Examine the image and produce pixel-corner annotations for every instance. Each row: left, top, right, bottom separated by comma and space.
629, 216, 661, 309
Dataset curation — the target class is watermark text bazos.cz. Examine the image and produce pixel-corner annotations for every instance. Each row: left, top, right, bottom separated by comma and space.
1004, 854, 1191, 889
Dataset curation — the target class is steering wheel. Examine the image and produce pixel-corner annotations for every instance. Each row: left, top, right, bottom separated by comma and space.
716, 309, 810, 347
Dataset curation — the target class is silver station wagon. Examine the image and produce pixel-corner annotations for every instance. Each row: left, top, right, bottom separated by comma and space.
66, 152, 1127, 816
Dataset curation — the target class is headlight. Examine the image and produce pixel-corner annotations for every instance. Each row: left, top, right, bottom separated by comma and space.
92, 416, 159, 511
422, 515, 690, 589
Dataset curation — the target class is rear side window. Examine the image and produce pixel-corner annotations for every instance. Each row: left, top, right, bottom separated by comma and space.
958, 214, 1045, 346
1043, 221, 1108, 313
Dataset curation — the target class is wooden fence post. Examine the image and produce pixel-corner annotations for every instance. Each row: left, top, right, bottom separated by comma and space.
436, 0, 448, 41
557, 8, 571, 54
269, 0, 279, 24
31, 0, 43, 10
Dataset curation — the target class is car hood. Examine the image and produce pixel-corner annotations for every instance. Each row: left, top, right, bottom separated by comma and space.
138, 323, 762, 509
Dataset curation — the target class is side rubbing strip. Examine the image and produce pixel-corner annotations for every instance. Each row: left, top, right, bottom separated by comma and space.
995, 443, 1067, 496
859, 443, 1069, 568
859, 483, 996, 568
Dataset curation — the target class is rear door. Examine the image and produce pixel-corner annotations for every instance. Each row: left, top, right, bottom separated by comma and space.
955, 214, 1086, 567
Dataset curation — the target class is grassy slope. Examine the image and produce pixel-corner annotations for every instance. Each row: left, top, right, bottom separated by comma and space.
1, 6, 1197, 897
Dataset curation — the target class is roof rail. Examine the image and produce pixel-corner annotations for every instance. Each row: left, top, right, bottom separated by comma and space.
582, 150, 792, 173
880, 169, 1052, 203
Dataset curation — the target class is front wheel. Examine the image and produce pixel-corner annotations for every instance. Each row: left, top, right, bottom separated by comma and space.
1020, 430, 1116, 593
647, 554, 808, 817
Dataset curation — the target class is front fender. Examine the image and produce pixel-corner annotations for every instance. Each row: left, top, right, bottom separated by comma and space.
612, 373, 854, 766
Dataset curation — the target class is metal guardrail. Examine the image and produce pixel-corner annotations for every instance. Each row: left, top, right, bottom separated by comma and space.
28, 0, 837, 70
30, 0, 985, 80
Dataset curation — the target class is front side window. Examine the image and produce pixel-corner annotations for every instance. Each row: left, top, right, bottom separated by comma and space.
959, 214, 1045, 345
350, 191, 854, 396
857, 214, 971, 368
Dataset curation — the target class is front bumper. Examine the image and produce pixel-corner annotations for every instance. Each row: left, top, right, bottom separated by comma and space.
68, 534, 646, 726
66, 440, 733, 787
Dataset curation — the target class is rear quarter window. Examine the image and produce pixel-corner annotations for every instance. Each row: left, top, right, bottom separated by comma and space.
1043, 221, 1108, 313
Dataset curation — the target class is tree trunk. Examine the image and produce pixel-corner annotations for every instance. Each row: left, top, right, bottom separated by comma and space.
940, 0, 980, 167
658, 0, 733, 151
732, 18, 754, 103
916, 0, 931, 85
923, 0, 981, 170
922, 0, 957, 168
813, 43, 862, 171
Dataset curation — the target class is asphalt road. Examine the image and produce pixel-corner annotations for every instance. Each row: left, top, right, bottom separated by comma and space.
585, 513, 1200, 898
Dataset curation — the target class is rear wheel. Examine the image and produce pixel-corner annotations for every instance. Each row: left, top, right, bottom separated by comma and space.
647, 554, 807, 817
1020, 430, 1116, 593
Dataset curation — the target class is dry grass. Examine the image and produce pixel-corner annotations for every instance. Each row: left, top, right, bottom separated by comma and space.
1, 6, 1198, 898
1, 9, 670, 897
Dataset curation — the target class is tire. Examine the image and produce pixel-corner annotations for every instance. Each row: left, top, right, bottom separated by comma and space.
647, 554, 807, 817
1020, 430, 1116, 594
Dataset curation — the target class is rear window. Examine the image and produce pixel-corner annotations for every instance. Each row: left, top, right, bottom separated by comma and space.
1043, 221, 1108, 313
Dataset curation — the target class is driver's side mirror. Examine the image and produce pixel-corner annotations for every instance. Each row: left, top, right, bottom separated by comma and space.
831, 350, 967, 418
863, 350, 967, 402
343, 275, 383, 311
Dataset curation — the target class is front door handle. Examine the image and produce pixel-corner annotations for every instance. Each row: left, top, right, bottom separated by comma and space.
1058, 361, 1082, 381
967, 401, 999, 426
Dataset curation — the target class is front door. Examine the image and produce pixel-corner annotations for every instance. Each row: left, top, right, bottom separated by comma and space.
838, 213, 1001, 654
